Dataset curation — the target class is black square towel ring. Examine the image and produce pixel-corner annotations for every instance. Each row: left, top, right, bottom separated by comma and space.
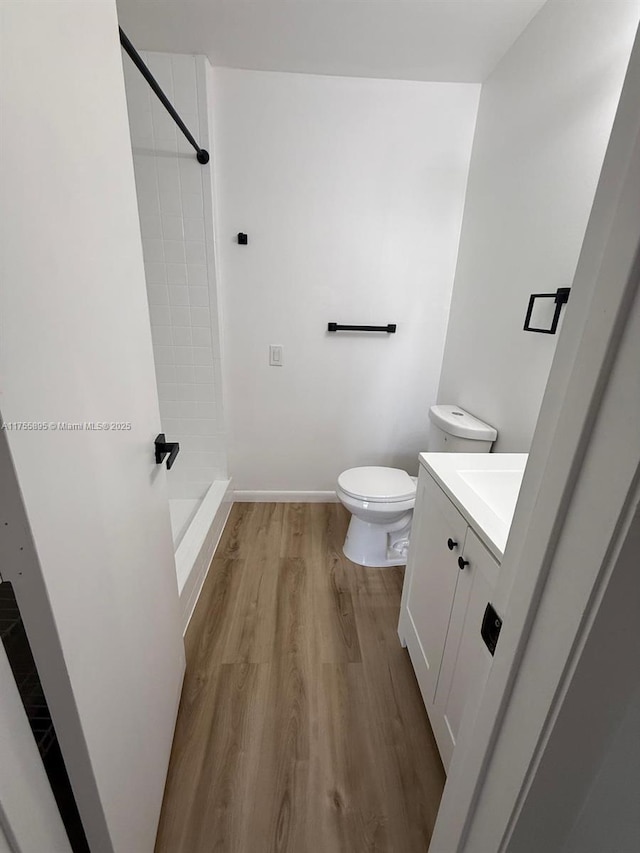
523, 287, 571, 335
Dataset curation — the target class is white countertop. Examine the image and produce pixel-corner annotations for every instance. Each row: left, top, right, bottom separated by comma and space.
419, 452, 528, 560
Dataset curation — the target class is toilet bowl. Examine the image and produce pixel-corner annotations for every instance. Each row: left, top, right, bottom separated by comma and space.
336, 467, 417, 567
336, 404, 498, 569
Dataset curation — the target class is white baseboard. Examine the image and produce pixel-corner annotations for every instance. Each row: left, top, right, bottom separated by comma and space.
233, 490, 339, 503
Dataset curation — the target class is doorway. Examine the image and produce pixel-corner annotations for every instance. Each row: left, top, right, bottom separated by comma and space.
0, 583, 89, 852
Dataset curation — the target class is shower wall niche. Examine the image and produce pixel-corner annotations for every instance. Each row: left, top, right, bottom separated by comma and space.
122, 52, 227, 505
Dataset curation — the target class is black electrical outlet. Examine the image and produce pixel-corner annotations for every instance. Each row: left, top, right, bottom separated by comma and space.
237, 232, 248, 245
481, 602, 502, 656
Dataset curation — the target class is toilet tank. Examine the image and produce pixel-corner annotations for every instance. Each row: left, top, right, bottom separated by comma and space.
428, 404, 497, 453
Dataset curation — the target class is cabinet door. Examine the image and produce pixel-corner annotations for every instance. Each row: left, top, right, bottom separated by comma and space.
401, 470, 469, 709
433, 527, 500, 770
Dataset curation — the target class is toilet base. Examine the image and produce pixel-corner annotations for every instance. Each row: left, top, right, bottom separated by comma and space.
342, 514, 412, 568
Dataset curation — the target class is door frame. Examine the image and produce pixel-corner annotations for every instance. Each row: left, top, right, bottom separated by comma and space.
0, 430, 111, 851
429, 23, 640, 853
0, 629, 72, 852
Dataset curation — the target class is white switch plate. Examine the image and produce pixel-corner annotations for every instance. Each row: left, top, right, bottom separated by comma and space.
269, 344, 284, 366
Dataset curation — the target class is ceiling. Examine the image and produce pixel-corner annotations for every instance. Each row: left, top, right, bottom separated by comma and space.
116, 0, 548, 83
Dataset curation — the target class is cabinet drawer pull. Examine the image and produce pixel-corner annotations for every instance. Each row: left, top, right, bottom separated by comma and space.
458, 556, 470, 570
447, 538, 458, 551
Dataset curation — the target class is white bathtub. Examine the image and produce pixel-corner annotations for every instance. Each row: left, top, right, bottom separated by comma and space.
169, 479, 232, 633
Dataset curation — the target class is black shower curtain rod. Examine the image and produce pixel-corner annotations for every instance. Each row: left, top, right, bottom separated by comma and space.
118, 27, 210, 165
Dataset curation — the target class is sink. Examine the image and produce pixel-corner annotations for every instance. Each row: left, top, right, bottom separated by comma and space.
458, 469, 524, 524
419, 452, 528, 559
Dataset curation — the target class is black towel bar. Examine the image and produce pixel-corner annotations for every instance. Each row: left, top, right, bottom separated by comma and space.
328, 323, 396, 333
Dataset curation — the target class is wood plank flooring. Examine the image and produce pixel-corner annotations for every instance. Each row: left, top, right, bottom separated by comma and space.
155, 503, 445, 853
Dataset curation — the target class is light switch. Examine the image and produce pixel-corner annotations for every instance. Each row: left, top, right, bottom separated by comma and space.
269, 344, 284, 366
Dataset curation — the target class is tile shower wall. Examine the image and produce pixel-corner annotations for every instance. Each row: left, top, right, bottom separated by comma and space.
122, 52, 227, 498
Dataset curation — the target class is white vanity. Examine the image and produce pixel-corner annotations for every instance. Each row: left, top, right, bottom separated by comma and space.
398, 452, 527, 770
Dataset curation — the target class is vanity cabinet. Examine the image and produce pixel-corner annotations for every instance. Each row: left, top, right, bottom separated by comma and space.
398, 465, 500, 770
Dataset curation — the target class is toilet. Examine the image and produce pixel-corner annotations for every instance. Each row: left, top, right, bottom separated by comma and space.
336, 404, 498, 568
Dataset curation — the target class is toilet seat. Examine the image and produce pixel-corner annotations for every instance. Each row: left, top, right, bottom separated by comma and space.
337, 467, 417, 503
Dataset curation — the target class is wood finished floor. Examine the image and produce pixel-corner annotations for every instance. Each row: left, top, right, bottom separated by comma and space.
155, 503, 445, 853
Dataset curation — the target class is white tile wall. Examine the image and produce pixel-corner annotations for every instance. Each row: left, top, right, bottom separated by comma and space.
123, 52, 227, 498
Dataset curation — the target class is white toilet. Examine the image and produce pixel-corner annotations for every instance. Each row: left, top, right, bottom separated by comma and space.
336, 405, 498, 568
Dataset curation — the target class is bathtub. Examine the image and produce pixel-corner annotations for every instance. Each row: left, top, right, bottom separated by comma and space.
169, 479, 232, 632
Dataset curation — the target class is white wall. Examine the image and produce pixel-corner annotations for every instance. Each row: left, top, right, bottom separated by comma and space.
563, 682, 640, 853
0, 826, 10, 853
436, 0, 640, 451
123, 52, 228, 498
211, 69, 479, 492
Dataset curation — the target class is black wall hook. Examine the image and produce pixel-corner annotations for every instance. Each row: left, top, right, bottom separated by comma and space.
154, 434, 180, 470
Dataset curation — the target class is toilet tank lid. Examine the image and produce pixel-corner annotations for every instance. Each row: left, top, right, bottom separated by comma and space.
429, 405, 498, 442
